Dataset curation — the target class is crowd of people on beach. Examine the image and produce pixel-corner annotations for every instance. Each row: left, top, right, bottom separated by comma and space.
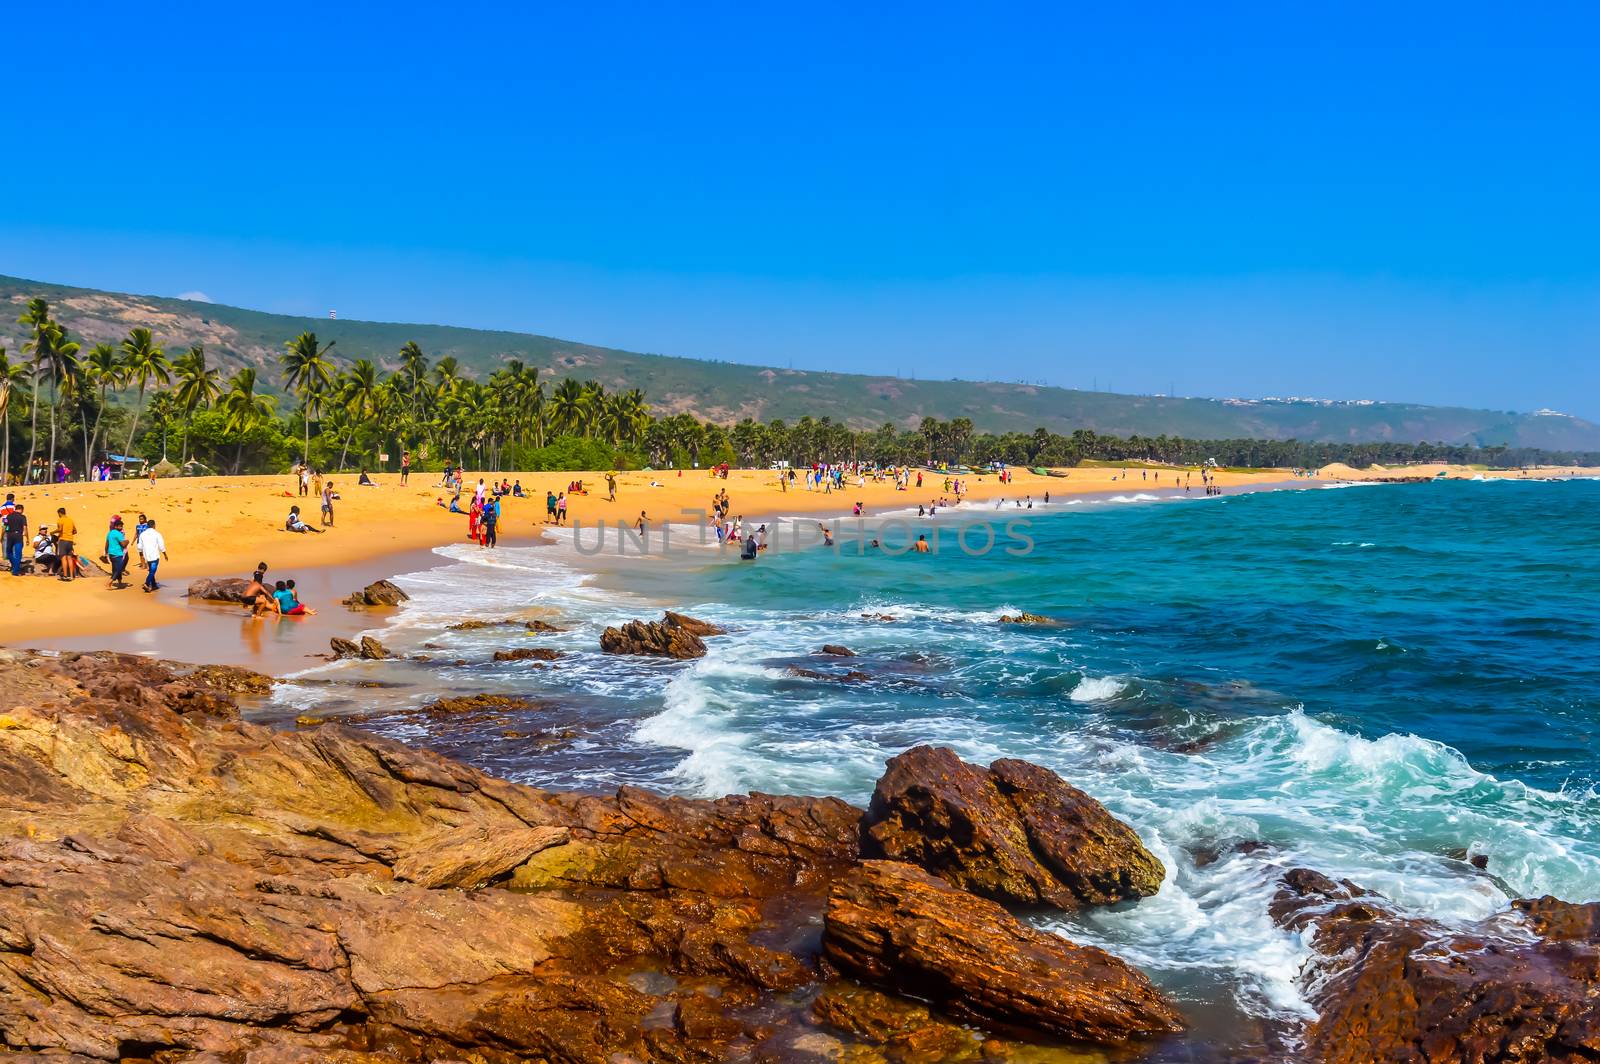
1, 494, 169, 591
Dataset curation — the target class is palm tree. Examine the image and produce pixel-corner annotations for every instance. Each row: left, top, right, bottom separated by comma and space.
218, 368, 276, 473
549, 377, 588, 437
120, 327, 170, 457
0, 347, 16, 483
36, 323, 81, 478
18, 298, 52, 479
172, 344, 222, 464
82, 343, 124, 469
281, 332, 335, 464
334, 358, 381, 469
398, 341, 428, 429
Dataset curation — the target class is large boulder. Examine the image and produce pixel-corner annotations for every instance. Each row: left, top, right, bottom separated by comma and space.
1274, 868, 1600, 1064
862, 745, 1165, 909
599, 612, 722, 659
343, 579, 410, 608
186, 576, 251, 603
822, 860, 1184, 1045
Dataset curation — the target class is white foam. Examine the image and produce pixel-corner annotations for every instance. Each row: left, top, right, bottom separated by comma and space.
1069, 675, 1127, 702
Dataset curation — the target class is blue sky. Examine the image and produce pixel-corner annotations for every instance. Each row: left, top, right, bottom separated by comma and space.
3, 2, 1597, 416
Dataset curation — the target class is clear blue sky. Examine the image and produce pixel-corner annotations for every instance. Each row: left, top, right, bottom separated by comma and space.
3, 2, 1597, 416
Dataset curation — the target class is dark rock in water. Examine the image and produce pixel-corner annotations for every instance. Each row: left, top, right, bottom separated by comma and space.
863, 745, 1165, 909
186, 576, 251, 603
998, 612, 1064, 626
358, 636, 391, 660
342, 578, 410, 608
525, 619, 566, 633
600, 612, 718, 659
1273, 868, 1600, 1063
787, 666, 871, 683
329, 636, 361, 659
860, 612, 897, 622
822, 860, 1184, 1044
493, 647, 564, 662
819, 644, 857, 657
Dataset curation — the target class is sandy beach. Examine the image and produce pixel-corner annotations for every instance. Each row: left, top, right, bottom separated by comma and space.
2, 461, 1591, 649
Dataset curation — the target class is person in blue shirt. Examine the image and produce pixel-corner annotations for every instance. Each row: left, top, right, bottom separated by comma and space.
105, 517, 129, 589
482, 496, 500, 548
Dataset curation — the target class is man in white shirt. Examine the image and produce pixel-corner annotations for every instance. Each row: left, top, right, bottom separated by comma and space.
137, 519, 169, 592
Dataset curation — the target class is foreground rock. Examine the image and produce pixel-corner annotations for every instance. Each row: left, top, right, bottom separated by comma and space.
822, 860, 1184, 1043
863, 745, 1165, 908
0, 652, 1181, 1061
599, 611, 722, 659
342, 578, 411, 607
493, 647, 564, 662
1275, 867, 1600, 1063
185, 576, 251, 603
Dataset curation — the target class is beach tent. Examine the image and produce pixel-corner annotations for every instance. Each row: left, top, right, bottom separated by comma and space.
103, 454, 147, 478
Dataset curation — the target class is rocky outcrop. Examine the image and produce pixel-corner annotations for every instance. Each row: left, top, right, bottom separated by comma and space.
822, 860, 1184, 1043
0, 652, 1181, 1062
342, 578, 410, 607
1274, 867, 1600, 1064
862, 745, 1165, 908
493, 647, 564, 662
185, 576, 251, 602
820, 644, 857, 656
599, 612, 722, 659
998, 612, 1063, 626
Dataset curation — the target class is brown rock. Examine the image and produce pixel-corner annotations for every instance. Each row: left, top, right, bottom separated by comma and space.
600, 613, 710, 659
358, 636, 392, 660
493, 647, 564, 662
819, 644, 857, 657
391, 824, 571, 888
822, 860, 1184, 1044
997, 612, 1063, 626
181, 662, 277, 695
663, 610, 725, 636
343, 579, 411, 608
862, 745, 1164, 909
525, 619, 566, 633
1275, 869, 1600, 1064
186, 576, 253, 603
416, 693, 539, 716
329, 636, 361, 659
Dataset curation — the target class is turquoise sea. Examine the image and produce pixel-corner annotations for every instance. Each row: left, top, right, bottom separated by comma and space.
268, 478, 1600, 1056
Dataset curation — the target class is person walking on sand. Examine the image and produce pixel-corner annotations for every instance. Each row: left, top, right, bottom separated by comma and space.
3, 502, 24, 576
400, 450, 410, 486
105, 517, 129, 589
138, 519, 167, 591
557, 492, 568, 526
321, 481, 335, 527
54, 508, 79, 581
483, 495, 499, 548
606, 472, 617, 502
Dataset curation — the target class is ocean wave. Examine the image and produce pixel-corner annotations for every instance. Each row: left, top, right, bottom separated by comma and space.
1069, 675, 1128, 702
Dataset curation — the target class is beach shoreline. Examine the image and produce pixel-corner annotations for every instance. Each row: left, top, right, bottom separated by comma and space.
5, 462, 1593, 654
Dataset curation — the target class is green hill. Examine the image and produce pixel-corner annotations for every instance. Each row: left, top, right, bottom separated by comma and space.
4, 273, 1596, 450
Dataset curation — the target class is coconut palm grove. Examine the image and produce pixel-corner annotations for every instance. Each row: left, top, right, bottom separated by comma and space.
4, 296, 1596, 483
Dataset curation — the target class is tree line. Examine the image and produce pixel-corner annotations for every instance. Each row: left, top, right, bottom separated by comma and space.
3, 298, 1595, 479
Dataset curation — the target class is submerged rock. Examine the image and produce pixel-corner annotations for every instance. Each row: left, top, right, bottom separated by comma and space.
997, 612, 1063, 626
493, 647, 564, 662
862, 745, 1165, 909
1274, 867, 1600, 1064
600, 612, 722, 659
822, 860, 1184, 1044
819, 644, 857, 657
342, 578, 410, 607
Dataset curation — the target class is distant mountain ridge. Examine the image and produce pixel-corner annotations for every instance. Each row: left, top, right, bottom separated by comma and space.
3, 273, 1596, 450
